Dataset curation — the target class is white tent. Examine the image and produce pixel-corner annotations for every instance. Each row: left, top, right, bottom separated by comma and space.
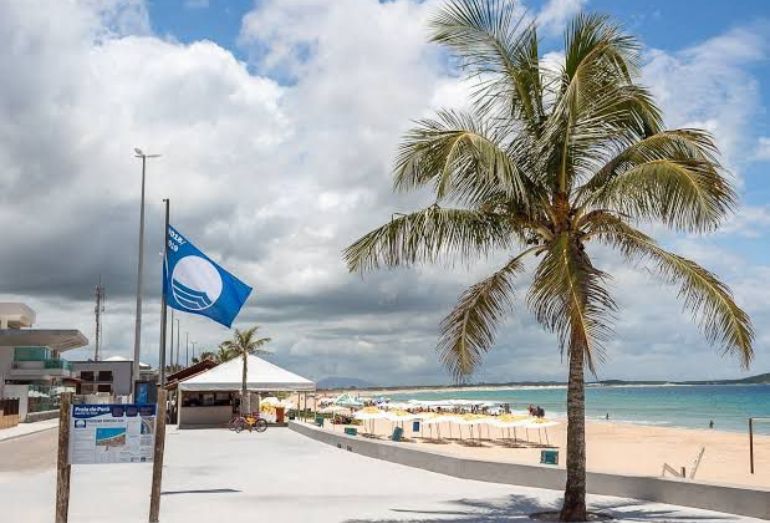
177, 355, 314, 429
179, 354, 315, 392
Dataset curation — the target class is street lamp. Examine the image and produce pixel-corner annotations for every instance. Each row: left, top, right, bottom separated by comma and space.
132, 148, 161, 399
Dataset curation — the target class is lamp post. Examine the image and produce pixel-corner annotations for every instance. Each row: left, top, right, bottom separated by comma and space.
132, 148, 161, 398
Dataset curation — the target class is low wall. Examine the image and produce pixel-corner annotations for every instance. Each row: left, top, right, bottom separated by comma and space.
289, 421, 770, 520
25, 409, 58, 423
179, 405, 232, 429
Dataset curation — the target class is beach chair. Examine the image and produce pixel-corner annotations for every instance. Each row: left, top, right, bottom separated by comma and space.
540, 449, 559, 465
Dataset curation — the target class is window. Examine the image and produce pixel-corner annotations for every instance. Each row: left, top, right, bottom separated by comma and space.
80, 371, 95, 382
97, 371, 113, 382
97, 384, 112, 393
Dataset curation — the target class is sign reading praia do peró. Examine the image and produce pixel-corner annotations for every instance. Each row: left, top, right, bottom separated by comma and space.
69, 404, 156, 465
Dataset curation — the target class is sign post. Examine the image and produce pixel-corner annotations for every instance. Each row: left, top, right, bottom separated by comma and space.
149, 387, 168, 522
55, 392, 72, 523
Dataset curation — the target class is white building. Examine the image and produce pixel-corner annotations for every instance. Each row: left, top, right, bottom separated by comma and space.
0, 303, 88, 421
0, 303, 88, 392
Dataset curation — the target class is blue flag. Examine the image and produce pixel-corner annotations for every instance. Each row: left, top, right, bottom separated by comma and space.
163, 225, 252, 328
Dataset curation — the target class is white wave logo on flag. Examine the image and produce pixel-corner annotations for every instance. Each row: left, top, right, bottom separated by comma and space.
171, 256, 223, 311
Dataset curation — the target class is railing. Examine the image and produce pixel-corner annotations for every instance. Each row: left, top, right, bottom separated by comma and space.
43, 359, 72, 370
11, 359, 73, 371
27, 385, 76, 414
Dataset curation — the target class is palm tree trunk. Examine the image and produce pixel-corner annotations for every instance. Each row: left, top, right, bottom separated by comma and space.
560, 343, 587, 521
241, 352, 250, 416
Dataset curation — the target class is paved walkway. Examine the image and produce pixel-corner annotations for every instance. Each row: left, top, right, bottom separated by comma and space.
0, 418, 58, 443
0, 427, 761, 522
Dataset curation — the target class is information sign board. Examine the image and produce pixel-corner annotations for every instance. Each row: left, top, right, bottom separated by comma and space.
69, 404, 156, 464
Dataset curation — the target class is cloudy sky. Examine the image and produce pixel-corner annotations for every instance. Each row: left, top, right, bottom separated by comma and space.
2, 0, 769, 386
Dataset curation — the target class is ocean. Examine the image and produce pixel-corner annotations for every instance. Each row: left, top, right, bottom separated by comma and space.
390, 384, 770, 434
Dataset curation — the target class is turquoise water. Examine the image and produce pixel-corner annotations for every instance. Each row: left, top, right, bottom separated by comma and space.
390, 384, 770, 433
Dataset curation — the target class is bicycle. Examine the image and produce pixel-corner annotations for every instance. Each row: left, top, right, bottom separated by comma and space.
227, 413, 268, 433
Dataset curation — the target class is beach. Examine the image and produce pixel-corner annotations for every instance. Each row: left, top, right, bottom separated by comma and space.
300, 392, 770, 489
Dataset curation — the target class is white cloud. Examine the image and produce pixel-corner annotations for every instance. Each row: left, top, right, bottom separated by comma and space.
755, 137, 770, 161
643, 26, 768, 180
0, 0, 767, 385
536, 0, 586, 37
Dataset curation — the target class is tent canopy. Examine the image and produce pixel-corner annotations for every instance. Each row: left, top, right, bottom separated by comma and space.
179, 354, 315, 392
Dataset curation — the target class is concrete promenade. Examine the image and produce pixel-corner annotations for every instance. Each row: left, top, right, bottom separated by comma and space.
0, 426, 762, 522
0, 418, 58, 443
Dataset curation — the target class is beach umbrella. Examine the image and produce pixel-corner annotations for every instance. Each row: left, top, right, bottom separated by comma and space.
333, 392, 363, 408
521, 418, 559, 445
319, 405, 352, 430
490, 414, 530, 442
354, 407, 386, 435
455, 414, 486, 443
385, 409, 416, 436
414, 412, 440, 439
420, 413, 449, 440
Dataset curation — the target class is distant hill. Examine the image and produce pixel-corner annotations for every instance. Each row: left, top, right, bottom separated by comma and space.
681, 372, 770, 385
319, 373, 770, 392
317, 377, 374, 389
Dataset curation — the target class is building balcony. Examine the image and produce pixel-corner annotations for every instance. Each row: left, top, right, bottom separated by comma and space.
9, 360, 73, 379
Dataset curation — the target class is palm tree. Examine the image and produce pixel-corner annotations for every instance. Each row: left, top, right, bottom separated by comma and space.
196, 351, 217, 363
343, 1, 754, 520
221, 326, 272, 416
216, 344, 237, 364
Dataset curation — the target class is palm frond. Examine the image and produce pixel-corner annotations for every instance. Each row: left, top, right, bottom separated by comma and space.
394, 110, 533, 205
585, 215, 754, 367
582, 130, 735, 231
224, 326, 273, 357
343, 205, 515, 272
527, 233, 616, 372
429, 0, 543, 129
438, 247, 538, 379
545, 13, 645, 192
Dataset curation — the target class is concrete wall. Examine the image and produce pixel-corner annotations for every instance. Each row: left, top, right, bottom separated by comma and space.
179, 406, 232, 429
25, 409, 58, 422
290, 421, 770, 520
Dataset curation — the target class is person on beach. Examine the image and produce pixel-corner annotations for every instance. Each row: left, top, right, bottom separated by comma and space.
709, 420, 714, 429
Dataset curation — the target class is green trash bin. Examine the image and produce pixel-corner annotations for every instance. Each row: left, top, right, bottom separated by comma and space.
540, 449, 559, 465
392, 426, 404, 441
344, 427, 358, 436
315, 416, 325, 427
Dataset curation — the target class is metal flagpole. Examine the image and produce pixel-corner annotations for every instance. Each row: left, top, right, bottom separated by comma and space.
176, 319, 180, 367
132, 148, 160, 398
185, 332, 189, 367
158, 199, 170, 386
169, 309, 174, 373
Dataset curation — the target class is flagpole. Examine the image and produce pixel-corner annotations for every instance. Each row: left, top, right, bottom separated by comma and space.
169, 309, 174, 373
159, 198, 170, 386
132, 148, 160, 399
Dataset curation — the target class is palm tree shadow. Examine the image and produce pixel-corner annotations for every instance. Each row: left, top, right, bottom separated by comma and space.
343, 494, 743, 522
